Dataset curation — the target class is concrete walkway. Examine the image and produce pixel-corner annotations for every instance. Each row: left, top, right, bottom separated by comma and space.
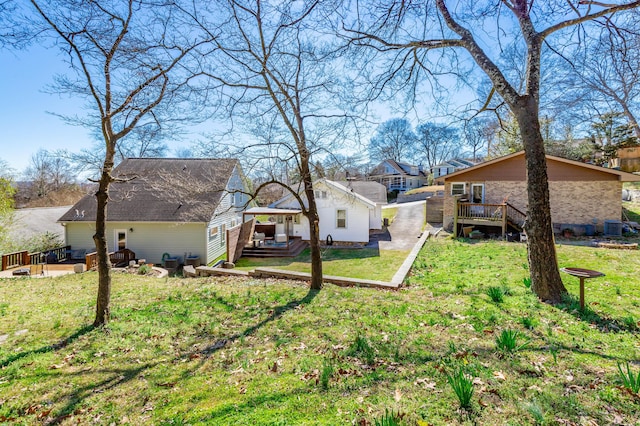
368, 200, 427, 251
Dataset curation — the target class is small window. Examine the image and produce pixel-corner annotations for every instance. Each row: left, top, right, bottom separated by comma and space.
221, 224, 226, 245
277, 215, 284, 224
451, 183, 465, 196
336, 209, 347, 229
231, 219, 237, 228
314, 190, 327, 199
209, 226, 218, 240
293, 214, 301, 224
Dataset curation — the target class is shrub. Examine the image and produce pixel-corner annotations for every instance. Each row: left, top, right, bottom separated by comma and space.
138, 264, 152, 275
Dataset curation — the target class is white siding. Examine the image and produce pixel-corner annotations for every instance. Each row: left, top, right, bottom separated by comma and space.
65, 221, 207, 264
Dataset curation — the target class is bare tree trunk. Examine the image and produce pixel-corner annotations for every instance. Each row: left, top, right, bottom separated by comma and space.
300, 152, 323, 290
515, 98, 567, 303
93, 159, 114, 326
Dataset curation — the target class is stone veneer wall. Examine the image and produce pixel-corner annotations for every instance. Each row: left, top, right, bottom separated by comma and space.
443, 181, 622, 232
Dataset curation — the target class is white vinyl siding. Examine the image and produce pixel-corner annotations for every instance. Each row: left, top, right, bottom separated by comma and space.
65, 221, 207, 265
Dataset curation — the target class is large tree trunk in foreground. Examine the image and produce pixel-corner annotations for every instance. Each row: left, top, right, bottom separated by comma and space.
515, 98, 567, 303
93, 161, 114, 326
300, 155, 323, 290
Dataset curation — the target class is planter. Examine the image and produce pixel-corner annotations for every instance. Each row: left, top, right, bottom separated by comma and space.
185, 256, 201, 267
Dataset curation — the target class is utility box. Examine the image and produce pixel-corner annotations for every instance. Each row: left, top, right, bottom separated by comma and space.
604, 220, 623, 236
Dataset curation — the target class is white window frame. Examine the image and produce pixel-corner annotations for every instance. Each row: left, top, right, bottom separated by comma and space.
336, 209, 347, 229
114, 229, 127, 251
471, 183, 485, 204
209, 226, 218, 240
220, 224, 226, 246
451, 182, 466, 196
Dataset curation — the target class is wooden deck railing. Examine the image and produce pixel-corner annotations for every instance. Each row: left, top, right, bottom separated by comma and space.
454, 201, 527, 237
2, 246, 71, 271
457, 203, 506, 222
85, 248, 137, 270
1, 251, 29, 271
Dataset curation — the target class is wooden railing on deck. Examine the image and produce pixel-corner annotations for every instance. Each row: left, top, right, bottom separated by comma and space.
2, 246, 71, 271
1, 251, 29, 271
506, 203, 526, 228
85, 248, 137, 270
457, 203, 505, 222
455, 201, 527, 237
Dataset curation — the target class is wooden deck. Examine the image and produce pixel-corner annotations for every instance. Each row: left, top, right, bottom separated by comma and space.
241, 237, 308, 258
454, 201, 526, 237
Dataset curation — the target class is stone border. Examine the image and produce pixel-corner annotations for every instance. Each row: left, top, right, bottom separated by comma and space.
193, 229, 437, 290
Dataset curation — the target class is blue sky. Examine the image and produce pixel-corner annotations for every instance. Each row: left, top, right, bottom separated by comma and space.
0, 45, 94, 175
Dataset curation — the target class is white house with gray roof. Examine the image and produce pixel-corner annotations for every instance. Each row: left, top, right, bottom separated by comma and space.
268, 179, 385, 243
58, 158, 249, 265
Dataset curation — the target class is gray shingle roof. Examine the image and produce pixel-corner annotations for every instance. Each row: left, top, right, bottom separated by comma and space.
59, 158, 239, 223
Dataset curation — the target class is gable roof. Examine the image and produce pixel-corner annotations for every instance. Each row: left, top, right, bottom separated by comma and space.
59, 158, 240, 223
443, 151, 640, 182
334, 181, 387, 204
270, 179, 379, 209
370, 159, 425, 177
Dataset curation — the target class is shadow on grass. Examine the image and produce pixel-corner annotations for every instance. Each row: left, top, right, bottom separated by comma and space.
557, 293, 639, 334
194, 288, 320, 357
46, 362, 160, 425
0, 324, 95, 368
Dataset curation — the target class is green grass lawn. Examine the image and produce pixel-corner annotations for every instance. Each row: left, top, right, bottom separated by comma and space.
382, 206, 398, 224
234, 247, 409, 282
1, 238, 639, 425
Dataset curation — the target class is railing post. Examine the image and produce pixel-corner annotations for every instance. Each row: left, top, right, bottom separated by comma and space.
453, 197, 459, 237
22, 251, 30, 266
501, 204, 507, 238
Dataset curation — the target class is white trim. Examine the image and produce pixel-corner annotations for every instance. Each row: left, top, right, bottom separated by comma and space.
336, 209, 347, 229
114, 229, 127, 251
451, 182, 466, 196
471, 183, 485, 203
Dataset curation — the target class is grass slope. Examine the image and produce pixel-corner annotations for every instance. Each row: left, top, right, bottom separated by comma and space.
1, 238, 639, 425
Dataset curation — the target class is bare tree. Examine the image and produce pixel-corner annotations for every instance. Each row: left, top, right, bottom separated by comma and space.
368, 118, 417, 163
348, 0, 640, 303
463, 118, 490, 162
186, 0, 356, 290
23, 149, 76, 198
28, 0, 206, 325
564, 21, 640, 138
415, 121, 461, 169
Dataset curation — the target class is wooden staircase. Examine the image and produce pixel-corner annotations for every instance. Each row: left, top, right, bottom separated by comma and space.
241, 237, 308, 258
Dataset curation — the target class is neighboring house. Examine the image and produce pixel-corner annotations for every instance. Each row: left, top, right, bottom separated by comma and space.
368, 159, 427, 193
268, 179, 385, 243
58, 158, 249, 265
442, 151, 640, 236
431, 158, 479, 184
614, 146, 640, 172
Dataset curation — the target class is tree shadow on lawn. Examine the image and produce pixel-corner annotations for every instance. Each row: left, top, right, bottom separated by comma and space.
0, 324, 95, 368
556, 293, 639, 334
193, 287, 320, 358
44, 362, 160, 425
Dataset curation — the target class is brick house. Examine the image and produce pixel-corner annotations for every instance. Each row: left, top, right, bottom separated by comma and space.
442, 151, 640, 236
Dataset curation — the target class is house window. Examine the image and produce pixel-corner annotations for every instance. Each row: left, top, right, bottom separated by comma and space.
451, 183, 465, 196
277, 215, 284, 224
220, 224, 226, 246
115, 230, 127, 251
336, 209, 347, 229
231, 219, 237, 228
209, 226, 218, 240
314, 190, 327, 199
293, 214, 300, 224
